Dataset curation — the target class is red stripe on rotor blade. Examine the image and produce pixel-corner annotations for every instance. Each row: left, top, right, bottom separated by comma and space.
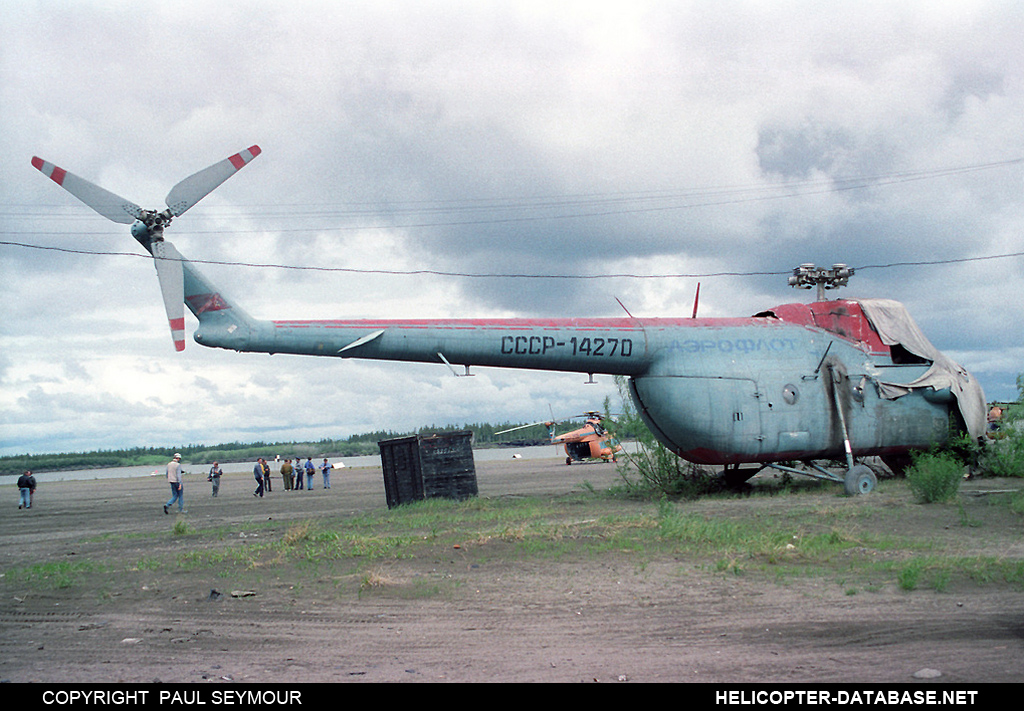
173, 340, 185, 352
169, 318, 186, 331
229, 153, 246, 170
248, 145, 261, 158
30, 157, 66, 184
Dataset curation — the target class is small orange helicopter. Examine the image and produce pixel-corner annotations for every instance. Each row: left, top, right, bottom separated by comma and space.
500, 412, 623, 465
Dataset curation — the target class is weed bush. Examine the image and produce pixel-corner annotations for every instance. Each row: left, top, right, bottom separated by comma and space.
981, 373, 1024, 477
982, 427, 1024, 478
906, 452, 963, 503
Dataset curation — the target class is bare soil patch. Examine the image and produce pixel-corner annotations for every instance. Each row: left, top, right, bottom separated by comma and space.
1, 458, 1022, 683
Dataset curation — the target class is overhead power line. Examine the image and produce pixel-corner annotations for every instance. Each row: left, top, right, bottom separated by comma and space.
1, 239, 1021, 280
3, 155, 1021, 278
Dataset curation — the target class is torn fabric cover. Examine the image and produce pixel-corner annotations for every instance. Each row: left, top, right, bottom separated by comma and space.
856, 299, 987, 441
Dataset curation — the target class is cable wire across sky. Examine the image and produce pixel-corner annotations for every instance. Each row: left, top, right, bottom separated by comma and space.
1, 239, 1022, 280
3, 155, 1022, 279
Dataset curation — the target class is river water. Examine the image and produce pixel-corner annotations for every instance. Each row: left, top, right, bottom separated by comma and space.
10, 444, 580, 484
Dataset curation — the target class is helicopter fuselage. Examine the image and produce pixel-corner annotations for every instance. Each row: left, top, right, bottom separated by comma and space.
191, 280, 953, 467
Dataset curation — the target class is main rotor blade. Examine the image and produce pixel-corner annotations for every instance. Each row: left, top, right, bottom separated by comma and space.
151, 240, 186, 352
31, 157, 143, 224
164, 145, 261, 216
496, 421, 552, 435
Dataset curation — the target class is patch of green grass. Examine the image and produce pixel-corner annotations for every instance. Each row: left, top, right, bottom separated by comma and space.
653, 500, 866, 563
891, 555, 1024, 592
5, 560, 105, 590
355, 565, 457, 600
897, 560, 924, 590
127, 556, 161, 572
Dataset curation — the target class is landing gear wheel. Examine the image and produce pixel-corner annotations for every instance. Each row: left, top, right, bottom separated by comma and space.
844, 464, 877, 496
566, 456, 572, 466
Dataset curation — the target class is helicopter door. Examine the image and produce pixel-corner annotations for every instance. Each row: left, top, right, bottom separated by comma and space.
566, 441, 591, 461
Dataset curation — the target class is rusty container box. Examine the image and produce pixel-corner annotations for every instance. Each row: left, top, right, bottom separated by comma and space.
378, 431, 478, 509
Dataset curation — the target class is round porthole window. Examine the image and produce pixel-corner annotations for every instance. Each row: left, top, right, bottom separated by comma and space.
783, 384, 799, 405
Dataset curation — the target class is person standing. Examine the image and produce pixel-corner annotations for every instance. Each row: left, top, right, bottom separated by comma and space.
164, 453, 185, 514
17, 470, 36, 510
281, 458, 293, 491
294, 457, 304, 490
253, 458, 265, 498
304, 457, 315, 490
262, 458, 272, 493
208, 461, 223, 497
320, 458, 332, 489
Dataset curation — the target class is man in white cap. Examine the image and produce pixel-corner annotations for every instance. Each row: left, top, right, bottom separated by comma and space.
164, 453, 185, 514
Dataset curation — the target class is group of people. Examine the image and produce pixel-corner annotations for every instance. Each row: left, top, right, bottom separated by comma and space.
254, 456, 332, 497
160, 453, 335, 513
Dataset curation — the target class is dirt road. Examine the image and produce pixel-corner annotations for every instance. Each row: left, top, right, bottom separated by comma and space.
1, 457, 1021, 683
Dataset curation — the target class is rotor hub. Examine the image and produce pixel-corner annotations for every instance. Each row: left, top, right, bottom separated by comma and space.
789, 263, 854, 301
132, 209, 174, 244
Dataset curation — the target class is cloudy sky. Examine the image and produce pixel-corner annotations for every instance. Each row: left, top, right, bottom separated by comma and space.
2, 1, 1022, 457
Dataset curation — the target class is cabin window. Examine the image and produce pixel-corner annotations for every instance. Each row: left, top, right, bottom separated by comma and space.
889, 343, 930, 365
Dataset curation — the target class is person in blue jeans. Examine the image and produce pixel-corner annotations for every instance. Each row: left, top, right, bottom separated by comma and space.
253, 458, 265, 498
18, 470, 36, 510
320, 458, 332, 489
304, 457, 315, 489
164, 453, 185, 514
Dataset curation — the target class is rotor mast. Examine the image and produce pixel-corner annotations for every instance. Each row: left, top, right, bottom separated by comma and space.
788, 263, 854, 301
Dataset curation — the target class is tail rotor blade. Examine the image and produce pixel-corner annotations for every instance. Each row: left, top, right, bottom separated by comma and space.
164, 145, 261, 216
152, 241, 186, 352
31, 157, 143, 224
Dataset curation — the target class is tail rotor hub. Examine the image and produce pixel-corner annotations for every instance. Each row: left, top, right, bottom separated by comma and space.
137, 209, 174, 242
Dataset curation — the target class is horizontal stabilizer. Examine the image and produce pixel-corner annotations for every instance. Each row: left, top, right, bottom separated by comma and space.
338, 329, 385, 353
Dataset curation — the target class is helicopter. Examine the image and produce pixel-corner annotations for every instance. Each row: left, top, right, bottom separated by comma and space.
498, 412, 624, 465
32, 146, 989, 495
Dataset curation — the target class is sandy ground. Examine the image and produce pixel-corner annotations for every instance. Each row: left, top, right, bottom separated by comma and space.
1, 456, 1022, 684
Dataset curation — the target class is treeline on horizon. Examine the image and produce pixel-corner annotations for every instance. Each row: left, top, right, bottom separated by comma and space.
0, 420, 586, 476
